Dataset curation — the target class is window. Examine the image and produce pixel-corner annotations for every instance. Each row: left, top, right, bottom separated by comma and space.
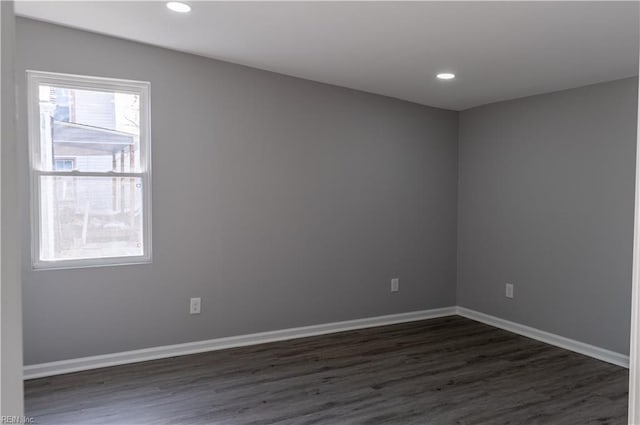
28, 71, 151, 269
54, 158, 75, 171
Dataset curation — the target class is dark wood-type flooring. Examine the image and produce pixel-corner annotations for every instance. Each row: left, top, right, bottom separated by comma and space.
24, 316, 629, 425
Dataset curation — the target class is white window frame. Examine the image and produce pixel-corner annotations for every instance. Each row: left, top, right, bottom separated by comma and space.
27, 70, 152, 270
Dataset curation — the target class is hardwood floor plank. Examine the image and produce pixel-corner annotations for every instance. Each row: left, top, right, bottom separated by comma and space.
24, 316, 628, 424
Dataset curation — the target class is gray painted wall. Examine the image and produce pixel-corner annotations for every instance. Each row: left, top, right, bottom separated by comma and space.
2, 1, 24, 414
16, 17, 638, 366
457, 78, 638, 354
16, 18, 459, 365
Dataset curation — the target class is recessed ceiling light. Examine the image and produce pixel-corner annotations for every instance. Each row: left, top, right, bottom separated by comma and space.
166, 2, 191, 13
437, 73, 456, 80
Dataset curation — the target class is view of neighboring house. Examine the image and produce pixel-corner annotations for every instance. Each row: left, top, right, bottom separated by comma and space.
38, 86, 144, 261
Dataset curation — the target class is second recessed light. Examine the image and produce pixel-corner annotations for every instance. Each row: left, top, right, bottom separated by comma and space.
437, 73, 456, 80
167, 2, 191, 13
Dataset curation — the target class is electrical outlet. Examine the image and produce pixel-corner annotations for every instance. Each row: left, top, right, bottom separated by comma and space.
391, 278, 400, 293
190, 297, 201, 314
505, 283, 514, 299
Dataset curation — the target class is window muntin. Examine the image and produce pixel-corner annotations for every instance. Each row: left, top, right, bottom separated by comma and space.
28, 71, 151, 269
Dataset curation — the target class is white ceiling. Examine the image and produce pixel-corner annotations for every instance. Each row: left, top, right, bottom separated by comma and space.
15, 1, 640, 110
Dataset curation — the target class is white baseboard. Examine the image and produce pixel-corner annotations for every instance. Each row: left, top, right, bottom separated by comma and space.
456, 306, 629, 368
23, 306, 457, 380
25, 305, 629, 379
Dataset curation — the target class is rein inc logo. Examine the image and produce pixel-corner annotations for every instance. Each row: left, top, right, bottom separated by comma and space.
1, 417, 35, 424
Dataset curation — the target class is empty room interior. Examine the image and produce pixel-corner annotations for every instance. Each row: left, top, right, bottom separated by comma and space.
2, 1, 640, 424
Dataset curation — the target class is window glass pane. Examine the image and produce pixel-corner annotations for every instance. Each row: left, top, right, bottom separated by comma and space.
38, 85, 141, 172
39, 176, 144, 262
